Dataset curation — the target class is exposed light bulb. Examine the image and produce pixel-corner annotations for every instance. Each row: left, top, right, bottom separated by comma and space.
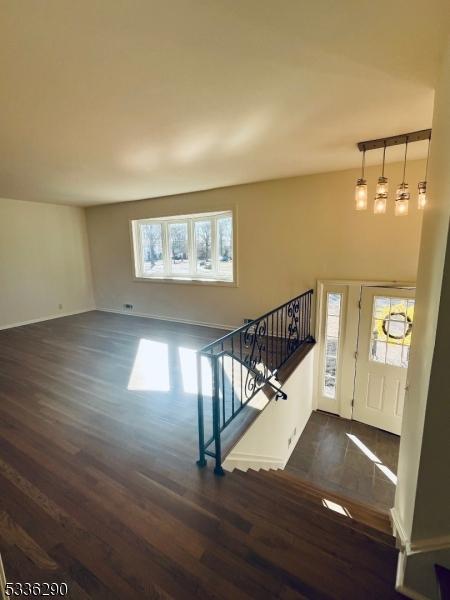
395, 199, 409, 216
418, 181, 427, 209
376, 176, 388, 196
395, 184, 409, 216
395, 182, 410, 216
374, 194, 387, 214
355, 178, 367, 210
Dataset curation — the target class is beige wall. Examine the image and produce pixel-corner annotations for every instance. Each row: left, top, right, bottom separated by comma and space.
0, 197, 94, 328
86, 160, 424, 329
224, 349, 314, 472
394, 36, 450, 600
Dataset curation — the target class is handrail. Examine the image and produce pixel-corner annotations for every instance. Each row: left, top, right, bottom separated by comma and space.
197, 289, 314, 475
217, 350, 288, 400
200, 288, 314, 353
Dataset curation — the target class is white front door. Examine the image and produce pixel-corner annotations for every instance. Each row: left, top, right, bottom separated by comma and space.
353, 286, 415, 435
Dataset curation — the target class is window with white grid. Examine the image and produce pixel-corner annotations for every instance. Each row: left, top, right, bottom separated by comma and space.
369, 296, 414, 367
131, 211, 233, 283
323, 292, 343, 398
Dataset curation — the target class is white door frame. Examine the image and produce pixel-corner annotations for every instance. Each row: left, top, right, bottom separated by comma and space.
313, 279, 415, 420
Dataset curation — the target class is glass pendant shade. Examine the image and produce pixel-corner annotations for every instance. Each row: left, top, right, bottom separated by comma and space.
376, 176, 388, 196
395, 183, 410, 216
355, 178, 368, 210
418, 181, 427, 209
374, 194, 387, 214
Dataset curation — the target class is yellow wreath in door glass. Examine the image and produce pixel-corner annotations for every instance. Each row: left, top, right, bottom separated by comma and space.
375, 302, 414, 346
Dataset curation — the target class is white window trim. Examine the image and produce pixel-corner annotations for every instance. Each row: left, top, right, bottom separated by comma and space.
130, 210, 237, 286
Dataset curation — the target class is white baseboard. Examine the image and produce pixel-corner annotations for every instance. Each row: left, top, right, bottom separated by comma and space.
391, 507, 450, 555
223, 451, 285, 472
392, 507, 450, 600
96, 307, 236, 332
0, 307, 96, 331
390, 507, 409, 550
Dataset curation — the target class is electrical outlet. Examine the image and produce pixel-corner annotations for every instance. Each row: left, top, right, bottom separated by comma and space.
123, 303, 134, 310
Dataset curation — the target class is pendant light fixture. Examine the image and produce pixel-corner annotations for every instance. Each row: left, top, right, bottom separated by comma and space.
395, 137, 410, 216
418, 135, 431, 210
355, 147, 367, 210
374, 142, 388, 214
355, 129, 431, 216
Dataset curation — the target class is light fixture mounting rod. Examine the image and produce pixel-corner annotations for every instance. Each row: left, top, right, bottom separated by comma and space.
357, 129, 431, 152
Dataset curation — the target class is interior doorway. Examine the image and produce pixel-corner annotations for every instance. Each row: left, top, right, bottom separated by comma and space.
315, 280, 416, 435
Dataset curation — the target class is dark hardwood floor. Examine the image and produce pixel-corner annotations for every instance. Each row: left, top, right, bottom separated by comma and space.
0, 311, 404, 599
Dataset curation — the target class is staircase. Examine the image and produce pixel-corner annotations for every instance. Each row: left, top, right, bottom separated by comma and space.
206, 464, 403, 599
235, 468, 393, 541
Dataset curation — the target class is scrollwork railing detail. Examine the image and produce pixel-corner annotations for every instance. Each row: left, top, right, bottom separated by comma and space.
197, 289, 314, 475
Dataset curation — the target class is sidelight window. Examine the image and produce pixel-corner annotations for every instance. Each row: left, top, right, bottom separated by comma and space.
323, 292, 343, 399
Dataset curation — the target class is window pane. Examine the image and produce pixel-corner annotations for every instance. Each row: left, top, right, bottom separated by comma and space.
169, 223, 189, 274
140, 223, 164, 275
370, 340, 387, 363
217, 216, 233, 277
374, 296, 390, 319
324, 376, 336, 398
372, 318, 387, 342
386, 343, 402, 366
325, 355, 337, 378
326, 315, 340, 338
195, 221, 212, 273
327, 293, 341, 316
388, 317, 407, 342
370, 295, 414, 366
326, 339, 338, 356
323, 292, 343, 399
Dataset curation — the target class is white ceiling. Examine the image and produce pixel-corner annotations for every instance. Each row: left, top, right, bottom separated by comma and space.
1, 1, 449, 206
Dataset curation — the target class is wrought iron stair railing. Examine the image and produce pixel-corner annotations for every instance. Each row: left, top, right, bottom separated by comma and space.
197, 289, 314, 475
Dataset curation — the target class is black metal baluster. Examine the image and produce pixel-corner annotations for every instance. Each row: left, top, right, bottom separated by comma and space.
302, 293, 306, 341
307, 292, 310, 339
275, 309, 279, 369
196, 351, 206, 467
306, 292, 310, 339
212, 355, 224, 475
300, 294, 304, 342
271, 312, 274, 373
231, 337, 235, 417
221, 341, 225, 425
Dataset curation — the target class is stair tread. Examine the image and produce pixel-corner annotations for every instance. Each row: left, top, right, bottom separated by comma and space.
235, 468, 394, 545
267, 469, 392, 520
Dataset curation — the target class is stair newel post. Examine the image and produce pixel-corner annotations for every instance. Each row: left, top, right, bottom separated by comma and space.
212, 354, 224, 476
196, 350, 207, 467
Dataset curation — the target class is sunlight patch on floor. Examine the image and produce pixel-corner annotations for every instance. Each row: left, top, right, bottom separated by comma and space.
322, 498, 351, 517
128, 339, 170, 391
178, 347, 212, 396
346, 433, 397, 485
